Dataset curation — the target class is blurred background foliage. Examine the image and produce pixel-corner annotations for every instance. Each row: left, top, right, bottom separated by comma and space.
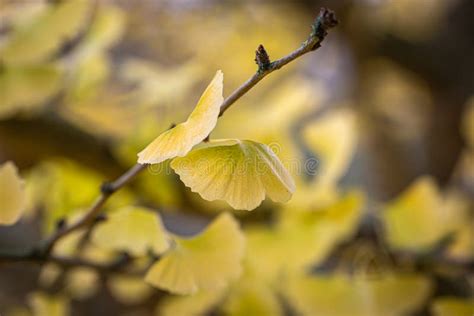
0, 0, 473, 315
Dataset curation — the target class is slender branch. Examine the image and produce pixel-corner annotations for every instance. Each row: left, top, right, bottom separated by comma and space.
219, 7, 338, 116
41, 163, 147, 255
0, 8, 339, 273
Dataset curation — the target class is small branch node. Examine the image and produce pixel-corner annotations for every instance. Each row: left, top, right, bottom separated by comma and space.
100, 182, 115, 195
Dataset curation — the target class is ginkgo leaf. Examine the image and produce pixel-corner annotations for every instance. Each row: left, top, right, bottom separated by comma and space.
0, 64, 62, 119
0, 0, 91, 66
171, 139, 295, 210
0, 161, 26, 225
91, 206, 169, 256
381, 177, 464, 251
284, 273, 432, 316
137, 70, 224, 164
431, 297, 474, 316
107, 275, 154, 305
28, 292, 69, 316
158, 290, 224, 316
222, 278, 283, 316
244, 191, 365, 281
302, 108, 357, 186
145, 212, 245, 295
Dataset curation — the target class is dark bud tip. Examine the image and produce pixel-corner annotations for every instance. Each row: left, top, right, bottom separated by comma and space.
255, 44, 271, 71
313, 8, 339, 40
319, 7, 338, 29
100, 182, 115, 195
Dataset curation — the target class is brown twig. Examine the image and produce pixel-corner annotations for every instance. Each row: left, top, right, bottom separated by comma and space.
0, 8, 339, 272
219, 7, 338, 116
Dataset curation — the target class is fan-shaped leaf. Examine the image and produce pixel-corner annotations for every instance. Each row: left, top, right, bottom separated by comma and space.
171, 139, 295, 210
92, 206, 169, 256
145, 213, 245, 294
137, 70, 223, 164
381, 177, 464, 251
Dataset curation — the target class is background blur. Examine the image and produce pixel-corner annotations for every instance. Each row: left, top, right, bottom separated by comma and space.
0, 0, 473, 315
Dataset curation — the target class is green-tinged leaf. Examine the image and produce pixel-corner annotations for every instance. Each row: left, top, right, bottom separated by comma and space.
0, 0, 91, 66
0, 64, 62, 119
285, 273, 432, 316
171, 139, 295, 210
145, 213, 245, 295
92, 206, 170, 256
137, 70, 223, 164
0, 161, 26, 225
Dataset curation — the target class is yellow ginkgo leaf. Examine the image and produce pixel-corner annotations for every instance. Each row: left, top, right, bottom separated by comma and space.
222, 278, 283, 316
145, 212, 245, 295
28, 292, 69, 316
108, 275, 154, 305
92, 206, 169, 256
244, 191, 365, 282
0, 0, 91, 66
158, 290, 224, 316
0, 64, 62, 119
303, 108, 357, 186
137, 70, 224, 164
0, 161, 26, 225
381, 177, 463, 251
285, 273, 432, 316
431, 297, 474, 316
171, 139, 295, 210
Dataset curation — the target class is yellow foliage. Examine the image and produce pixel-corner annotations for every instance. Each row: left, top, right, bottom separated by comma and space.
138, 70, 224, 164
381, 177, 466, 251
108, 275, 154, 305
284, 273, 432, 316
28, 292, 69, 316
145, 213, 245, 294
172, 139, 295, 210
0, 0, 91, 66
0, 64, 62, 119
0, 161, 26, 225
92, 206, 170, 256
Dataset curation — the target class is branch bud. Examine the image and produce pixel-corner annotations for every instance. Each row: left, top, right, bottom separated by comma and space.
255, 44, 271, 71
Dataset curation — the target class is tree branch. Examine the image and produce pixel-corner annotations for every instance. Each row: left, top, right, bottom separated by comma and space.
0, 8, 339, 273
